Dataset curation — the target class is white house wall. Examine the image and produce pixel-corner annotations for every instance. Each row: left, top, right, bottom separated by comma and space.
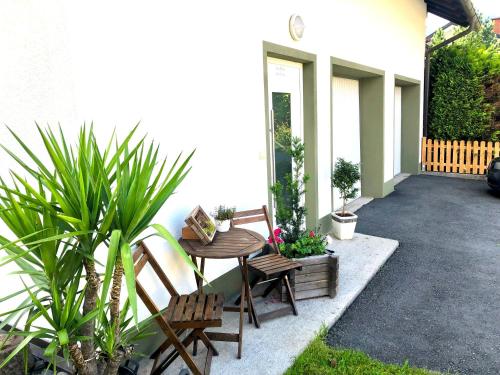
0, 0, 426, 318
331, 77, 361, 211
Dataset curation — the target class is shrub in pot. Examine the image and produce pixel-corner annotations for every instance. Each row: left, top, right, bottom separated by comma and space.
270, 137, 338, 300
212, 205, 235, 232
272, 229, 338, 301
331, 158, 361, 240
0, 125, 201, 375
278, 230, 326, 259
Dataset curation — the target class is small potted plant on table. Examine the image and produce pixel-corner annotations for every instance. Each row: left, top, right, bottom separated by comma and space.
271, 136, 338, 301
331, 158, 361, 240
213, 205, 235, 232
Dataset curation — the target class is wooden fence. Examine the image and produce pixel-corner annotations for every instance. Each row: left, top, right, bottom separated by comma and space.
421, 137, 500, 175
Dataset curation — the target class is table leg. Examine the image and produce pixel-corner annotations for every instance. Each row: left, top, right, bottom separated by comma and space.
239, 257, 252, 324
191, 256, 205, 293
191, 255, 201, 292
238, 266, 245, 359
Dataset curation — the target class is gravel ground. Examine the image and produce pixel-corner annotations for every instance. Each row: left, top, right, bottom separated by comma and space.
327, 174, 500, 375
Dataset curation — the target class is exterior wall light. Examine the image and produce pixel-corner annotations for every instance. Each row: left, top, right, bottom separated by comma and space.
289, 14, 305, 41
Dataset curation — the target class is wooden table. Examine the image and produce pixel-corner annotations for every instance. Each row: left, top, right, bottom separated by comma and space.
179, 227, 265, 359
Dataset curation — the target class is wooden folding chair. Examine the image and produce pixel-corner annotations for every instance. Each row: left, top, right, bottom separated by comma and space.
232, 205, 302, 328
133, 242, 224, 375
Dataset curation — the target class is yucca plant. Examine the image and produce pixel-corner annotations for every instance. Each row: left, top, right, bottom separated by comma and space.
0, 124, 198, 375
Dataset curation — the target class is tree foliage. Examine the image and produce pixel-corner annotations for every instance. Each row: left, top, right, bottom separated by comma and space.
270, 136, 309, 244
331, 158, 360, 215
428, 16, 500, 141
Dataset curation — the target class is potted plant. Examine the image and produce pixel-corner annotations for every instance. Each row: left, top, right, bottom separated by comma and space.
271, 136, 338, 301
331, 158, 361, 240
272, 229, 338, 301
203, 219, 217, 236
213, 205, 236, 232
0, 125, 201, 375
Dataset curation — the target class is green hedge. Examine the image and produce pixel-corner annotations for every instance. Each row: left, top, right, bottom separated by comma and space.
428, 18, 499, 141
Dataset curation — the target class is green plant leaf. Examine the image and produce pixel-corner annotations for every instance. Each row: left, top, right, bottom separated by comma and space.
60, 268, 82, 327
0, 230, 90, 252
0, 330, 49, 369
56, 214, 82, 225
99, 230, 121, 321
0, 288, 32, 303
57, 328, 69, 345
151, 224, 207, 282
20, 279, 55, 327
67, 284, 87, 327
43, 340, 58, 358
120, 242, 138, 325
73, 309, 99, 331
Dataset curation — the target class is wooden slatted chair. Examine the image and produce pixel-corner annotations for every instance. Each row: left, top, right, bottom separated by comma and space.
232, 205, 302, 328
133, 242, 224, 375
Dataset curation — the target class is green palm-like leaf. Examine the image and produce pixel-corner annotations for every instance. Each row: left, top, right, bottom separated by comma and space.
120, 242, 137, 325
151, 224, 206, 282
21, 279, 55, 328
60, 268, 83, 327
99, 230, 121, 321
0, 330, 50, 369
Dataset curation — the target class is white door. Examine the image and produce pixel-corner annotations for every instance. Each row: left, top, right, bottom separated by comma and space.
394, 86, 402, 176
267, 57, 303, 190
332, 77, 361, 211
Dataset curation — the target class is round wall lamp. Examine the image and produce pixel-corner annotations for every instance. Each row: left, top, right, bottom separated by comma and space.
289, 14, 305, 41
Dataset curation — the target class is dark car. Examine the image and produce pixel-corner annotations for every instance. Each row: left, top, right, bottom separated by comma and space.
487, 157, 500, 191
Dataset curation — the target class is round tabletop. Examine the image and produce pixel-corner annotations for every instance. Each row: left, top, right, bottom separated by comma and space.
179, 227, 266, 259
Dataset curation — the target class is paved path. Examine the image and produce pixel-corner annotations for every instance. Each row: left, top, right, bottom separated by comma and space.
327, 175, 500, 374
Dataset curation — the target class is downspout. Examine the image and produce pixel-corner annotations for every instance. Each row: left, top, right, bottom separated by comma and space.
423, 0, 480, 136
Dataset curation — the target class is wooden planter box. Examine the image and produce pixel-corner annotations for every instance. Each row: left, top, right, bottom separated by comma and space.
281, 253, 338, 301
184, 205, 215, 245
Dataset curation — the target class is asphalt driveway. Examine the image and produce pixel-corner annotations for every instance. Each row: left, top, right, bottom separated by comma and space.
327, 174, 500, 374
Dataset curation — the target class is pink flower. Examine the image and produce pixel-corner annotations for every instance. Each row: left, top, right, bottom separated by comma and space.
268, 235, 282, 244
309, 231, 315, 238
269, 227, 284, 244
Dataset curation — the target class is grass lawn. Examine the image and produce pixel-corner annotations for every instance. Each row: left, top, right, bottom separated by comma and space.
285, 328, 440, 375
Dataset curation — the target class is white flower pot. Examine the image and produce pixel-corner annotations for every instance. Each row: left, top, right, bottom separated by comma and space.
331, 211, 357, 240
215, 219, 230, 232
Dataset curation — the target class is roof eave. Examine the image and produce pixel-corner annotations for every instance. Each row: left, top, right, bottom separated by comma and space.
426, 0, 480, 30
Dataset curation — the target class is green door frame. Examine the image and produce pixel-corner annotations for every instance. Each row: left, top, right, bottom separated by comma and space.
331, 57, 387, 199
395, 74, 421, 175
263, 41, 318, 229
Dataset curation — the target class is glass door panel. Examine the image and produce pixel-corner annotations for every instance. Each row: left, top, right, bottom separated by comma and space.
267, 57, 303, 200
272, 92, 292, 189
